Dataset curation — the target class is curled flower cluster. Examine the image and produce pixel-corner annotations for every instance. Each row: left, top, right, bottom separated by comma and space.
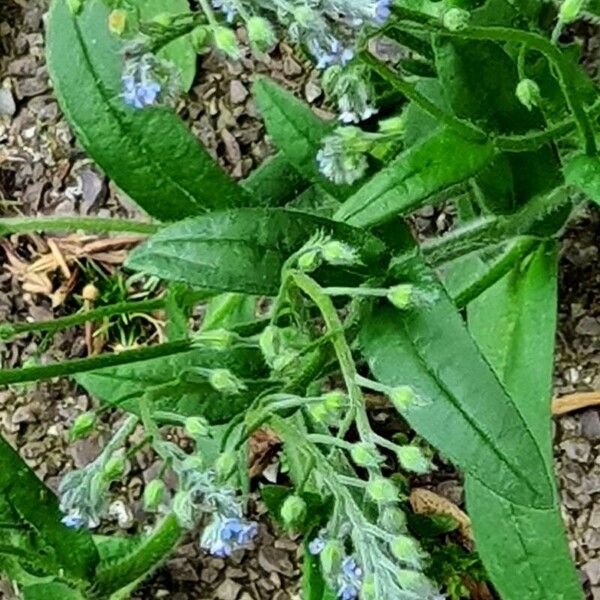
121, 51, 181, 110
200, 515, 259, 557
317, 126, 370, 185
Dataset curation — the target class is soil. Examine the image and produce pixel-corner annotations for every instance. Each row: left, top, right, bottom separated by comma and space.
1, 1, 600, 599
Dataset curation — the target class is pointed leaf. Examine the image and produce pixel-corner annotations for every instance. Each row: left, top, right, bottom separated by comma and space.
565, 153, 600, 206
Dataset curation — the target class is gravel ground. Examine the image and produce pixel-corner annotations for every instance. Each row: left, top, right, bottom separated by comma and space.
1, 1, 600, 599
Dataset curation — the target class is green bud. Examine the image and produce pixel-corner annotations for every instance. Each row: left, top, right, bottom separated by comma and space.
443, 8, 470, 31
293, 6, 316, 27
516, 79, 541, 111
280, 495, 307, 529
259, 325, 279, 363
193, 328, 237, 350
215, 452, 237, 480
380, 506, 407, 533
70, 412, 96, 441
390, 535, 422, 565
108, 9, 127, 36
396, 445, 431, 475
559, 0, 586, 23
172, 490, 195, 529
378, 115, 405, 134
350, 442, 384, 468
144, 479, 166, 512
191, 26, 211, 54
388, 385, 416, 412
387, 284, 414, 310
185, 416, 210, 439
208, 369, 247, 395
367, 477, 398, 504
67, 0, 84, 15
361, 574, 377, 600
213, 26, 241, 60
152, 12, 173, 27
323, 390, 346, 412
181, 454, 205, 472
320, 540, 344, 577
307, 402, 330, 424
298, 248, 322, 272
321, 240, 361, 267
396, 569, 433, 594
103, 453, 126, 481
247, 16, 277, 52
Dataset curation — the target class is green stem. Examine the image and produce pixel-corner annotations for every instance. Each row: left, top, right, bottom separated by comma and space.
359, 50, 487, 143
0, 340, 193, 387
400, 22, 598, 155
0, 216, 160, 237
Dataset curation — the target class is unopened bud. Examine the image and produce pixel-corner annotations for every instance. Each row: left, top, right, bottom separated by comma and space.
152, 12, 173, 27
390, 535, 422, 566
280, 495, 307, 529
144, 479, 166, 512
387, 284, 413, 309
388, 386, 416, 412
103, 453, 126, 481
70, 412, 96, 441
380, 506, 407, 533
307, 402, 330, 424
559, 0, 585, 23
321, 240, 361, 266
443, 8, 470, 31
215, 452, 237, 480
367, 477, 398, 504
323, 390, 346, 411
516, 79, 541, 111
320, 540, 344, 577
379, 115, 405, 134
247, 16, 277, 52
82, 283, 99, 303
396, 445, 431, 475
108, 9, 127, 36
193, 328, 237, 350
181, 455, 205, 472
208, 369, 246, 395
259, 325, 279, 363
297, 248, 322, 272
213, 26, 241, 60
350, 442, 383, 468
185, 416, 210, 438
191, 26, 211, 53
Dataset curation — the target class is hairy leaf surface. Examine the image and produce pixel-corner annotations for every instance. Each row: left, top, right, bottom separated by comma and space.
565, 154, 600, 206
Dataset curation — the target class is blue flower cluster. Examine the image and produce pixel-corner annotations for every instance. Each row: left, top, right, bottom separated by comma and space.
200, 515, 259, 557
309, 535, 364, 600
212, 0, 237, 22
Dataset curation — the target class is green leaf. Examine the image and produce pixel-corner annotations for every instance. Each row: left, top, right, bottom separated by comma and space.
46, 0, 248, 221
201, 293, 257, 331
22, 582, 85, 600
75, 346, 269, 423
126, 208, 387, 296
464, 243, 583, 600
359, 255, 554, 508
128, 0, 196, 91
334, 130, 495, 227
565, 153, 600, 205
302, 541, 337, 600
253, 78, 358, 199
0, 436, 99, 582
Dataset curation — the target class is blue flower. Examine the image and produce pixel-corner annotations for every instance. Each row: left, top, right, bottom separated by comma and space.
342, 557, 363, 579
212, 0, 237, 22
309, 536, 327, 555
336, 555, 363, 600
61, 513, 86, 529
122, 74, 161, 109
200, 515, 258, 557
338, 584, 360, 600
373, 0, 393, 24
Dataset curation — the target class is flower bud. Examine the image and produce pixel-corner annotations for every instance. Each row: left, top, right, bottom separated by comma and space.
396, 569, 433, 594
559, 0, 585, 23
443, 8, 470, 31
307, 402, 330, 424
181, 454, 204, 472
350, 442, 383, 468
367, 477, 398, 504
213, 26, 241, 60
152, 12, 173, 27
516, 79, 541, 111
387, 284, 413, 310
396, 445, 431, 475
379, 115, 405, 134
103, 453, 126, 481
259, 325, 279, 363
280, 495, 307, 529
297, 248, 322, 272
67, 0, 84, 15
185, 416, 210, 439
144, 479, 166, 512
82, 282, 100, 302
380, 506, 407, 533
215, 451, 237, 480
70, 412, 96, 442
173, 490, 195, 529
323, 390, 346, 411
390, 535, 422, 566
320, 540, 344, 578
247, 16, 277, 52
361, 574, 377, 600
321, 240, 361, 266
388, 386, 416, 412
191, 26, 211, 53
208, 369, 246, 395
108, 9, 127, 36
